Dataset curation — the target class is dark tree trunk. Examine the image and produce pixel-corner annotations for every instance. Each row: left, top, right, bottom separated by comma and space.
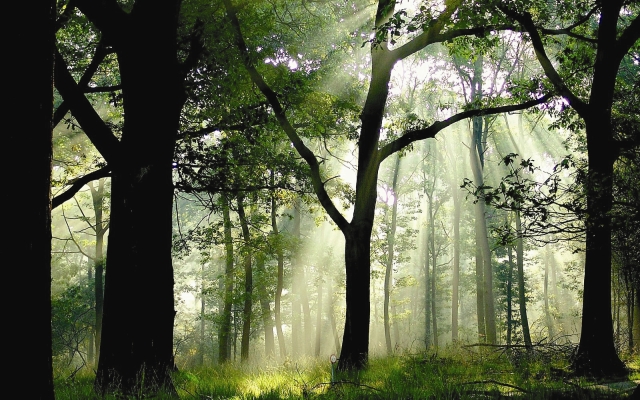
9, 1, 56, 397
237, 195, 253, 362
338, 224, 373, 370
89, 178, 106, 366
219, 197, 234, 363
87, 1, 185, 395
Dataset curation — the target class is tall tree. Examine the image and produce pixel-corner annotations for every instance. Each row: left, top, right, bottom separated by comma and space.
8, 0, 56, 397
54, 0, 202, 393
225, 0, 550, 369
497, 0, 639, 377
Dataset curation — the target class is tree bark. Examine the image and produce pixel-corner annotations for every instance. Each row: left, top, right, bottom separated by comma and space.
9, 1, 56, 397
78, 1, 186, 394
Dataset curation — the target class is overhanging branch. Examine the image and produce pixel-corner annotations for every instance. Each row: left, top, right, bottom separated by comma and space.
379, 94, 553, 161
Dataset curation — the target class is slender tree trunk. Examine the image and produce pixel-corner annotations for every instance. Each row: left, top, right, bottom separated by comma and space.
270, 184, 287, 359
198, 264, 205, 366
315, 273, 323, 357
515, 211, 532, 348
255, 254, 275, 358
219, 197, 234, 363
328, 278, 342, 355
291, 202, 302, 357
89, 179, 106, 366
506, 244, 514, 347
384, 155, 401, 355
633, 287, 640, 353
544, 245, 554, 340
424, 227, 432, 348
300, 266, 313, 355
430, 200, 438, 349
451, 170, 461, 343
237, 195, 253, 362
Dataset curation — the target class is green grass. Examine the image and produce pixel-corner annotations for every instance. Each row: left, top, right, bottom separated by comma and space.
53, 348, 639, 399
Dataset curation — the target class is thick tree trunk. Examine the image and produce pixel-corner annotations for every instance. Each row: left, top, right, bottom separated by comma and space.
9, 1, 56, 396
338, 225, 373, 370
424, 229, 432, 348
93, 1, 184, 395
219, 198, 234, 363
633, 288, 640, 353
430, 200, 438, 349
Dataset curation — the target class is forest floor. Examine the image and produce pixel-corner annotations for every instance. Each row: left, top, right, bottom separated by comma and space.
54, 346, 639, 399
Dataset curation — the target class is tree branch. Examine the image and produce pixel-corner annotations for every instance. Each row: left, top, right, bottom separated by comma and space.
616, 14, 640, 61
497, 5, 589, 115
54, 49, 120, 163
53, 40, 113, 127
73, 0, 128, 45
379, 95, 552, 161
223, 0, 349, 232
52, 166, 111, 209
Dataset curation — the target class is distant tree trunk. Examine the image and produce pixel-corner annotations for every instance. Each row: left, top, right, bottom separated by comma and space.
506, 244, 514, 346
12, 1, 57, 391
515, 211, 532, 348
270, 184, 287, 359
451, 166, 461, 343
198, 264, 206, 366
300, 266, 313, 356
544, 245, 554, 340
430, 199, 438, 349
384, 154, 401, 355
468, 55, 496, 345
424, 226, 432, 348
291, 202, 302, 357
237, 195, 253, 362
633, 288, 640, 353
255, 253, 275, 358
328, 278, 342, 355
315, 273, 323, 357
219, 197, 234, 363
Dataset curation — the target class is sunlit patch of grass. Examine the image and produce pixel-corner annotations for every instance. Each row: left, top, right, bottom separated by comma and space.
53, 347, 637, 399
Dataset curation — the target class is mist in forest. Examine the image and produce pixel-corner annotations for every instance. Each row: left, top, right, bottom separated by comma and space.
46, 2, 639, 394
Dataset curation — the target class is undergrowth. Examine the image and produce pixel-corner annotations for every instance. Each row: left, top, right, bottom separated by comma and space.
53, 346, 639, 399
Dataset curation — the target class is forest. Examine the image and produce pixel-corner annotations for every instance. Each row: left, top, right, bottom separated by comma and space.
9, 0, 640, 399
